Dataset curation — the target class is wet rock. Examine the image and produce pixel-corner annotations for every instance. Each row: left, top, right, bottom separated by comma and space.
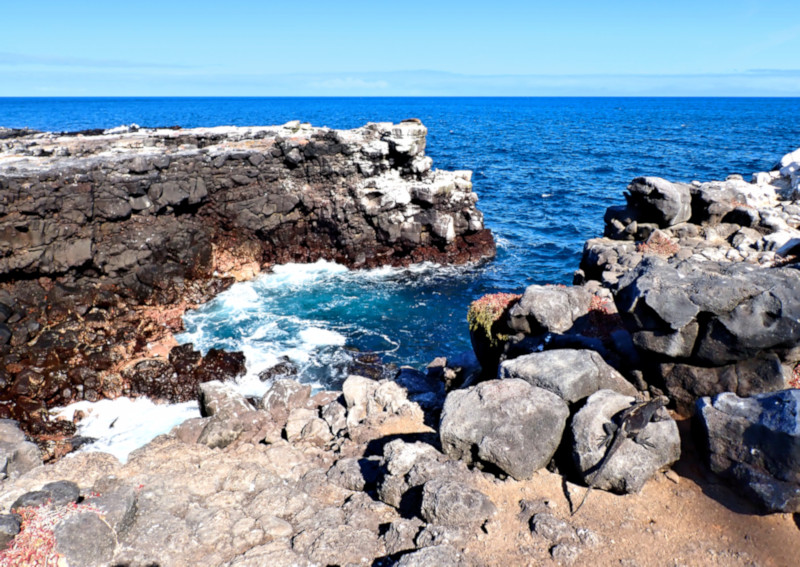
440, 379, 569, 480
498, 349, 637, 403
420, 478, 496, 526
571, 390, 681, 494
696, 389, 800, 512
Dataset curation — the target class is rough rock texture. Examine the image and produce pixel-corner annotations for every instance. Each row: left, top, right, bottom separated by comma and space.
0, 120, 493, 448
571, 390, 681, 494
0, 121, 494, 278
696, 389, 800, 512
498, 348, 637, 403
508, 284, 593, 335
439, 379, 569, 480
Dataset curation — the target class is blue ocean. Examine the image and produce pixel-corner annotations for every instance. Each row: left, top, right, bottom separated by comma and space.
4, 97, 800, 391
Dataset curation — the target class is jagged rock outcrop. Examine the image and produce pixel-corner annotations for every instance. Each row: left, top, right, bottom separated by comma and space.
0, 120, 494, 281
0, 120, 494, 448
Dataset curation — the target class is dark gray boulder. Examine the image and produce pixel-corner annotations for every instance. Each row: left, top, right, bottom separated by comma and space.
419, 479, 496, 527
498, 349, 637, 403
571, 390, 680, 494
661, 354, 786, 415
626, 176, 692, 227
54, 512, 117, 567
11, 480, 80, 511
616, 258, 800, 366
696, 389, 800, 512
0, 514, 20, 549
439, 379, 569, 480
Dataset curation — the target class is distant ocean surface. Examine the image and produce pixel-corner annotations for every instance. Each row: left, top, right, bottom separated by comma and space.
5, 97, 800, 393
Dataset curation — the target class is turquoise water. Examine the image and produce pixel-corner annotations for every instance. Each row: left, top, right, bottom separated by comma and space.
4, 97, 800, 389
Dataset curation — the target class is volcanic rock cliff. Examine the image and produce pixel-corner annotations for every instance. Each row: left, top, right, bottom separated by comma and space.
0, 120, 494, 453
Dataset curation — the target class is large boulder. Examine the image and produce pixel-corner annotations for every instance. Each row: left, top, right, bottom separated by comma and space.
625, 176, 693, 228
696, 389, 800, 513
571, 390, 680, 494
507, 285, 593, 335
498, 349, 637, 403
616, 258, 800, 366
439, 379, 569, 480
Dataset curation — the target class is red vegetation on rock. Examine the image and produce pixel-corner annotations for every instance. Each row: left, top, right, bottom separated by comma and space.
583, 295, 625, 339
637, 232, 680, 258
0, 502, 99, 567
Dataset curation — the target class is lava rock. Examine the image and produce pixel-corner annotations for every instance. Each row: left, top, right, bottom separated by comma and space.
54, 512, 117, 567
498, 349, 637, 403
571, 390, 681, 494
440, 379, 569, 480
420, 478, 496, 527
626, 176, 693, 227
696, 389, 800, 512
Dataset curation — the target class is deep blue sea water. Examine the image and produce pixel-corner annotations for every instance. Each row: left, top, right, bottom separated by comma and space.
4, 97, 800, 391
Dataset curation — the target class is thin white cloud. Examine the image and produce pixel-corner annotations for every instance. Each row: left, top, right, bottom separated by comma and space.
0, 51, 194, 69
307, 77, 390, 90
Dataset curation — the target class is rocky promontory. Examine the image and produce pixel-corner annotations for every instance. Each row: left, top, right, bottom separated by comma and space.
0, 121, 494, 453
2, 131, 800, 566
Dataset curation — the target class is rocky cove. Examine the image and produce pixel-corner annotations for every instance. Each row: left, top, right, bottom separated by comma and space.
0, 122, 799, 566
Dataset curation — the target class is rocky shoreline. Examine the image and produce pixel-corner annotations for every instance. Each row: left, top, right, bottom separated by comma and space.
1, 127, 800, 566
0, 120, 494, 456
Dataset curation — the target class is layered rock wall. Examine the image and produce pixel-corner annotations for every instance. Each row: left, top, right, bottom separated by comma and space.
0, 120, 494, 293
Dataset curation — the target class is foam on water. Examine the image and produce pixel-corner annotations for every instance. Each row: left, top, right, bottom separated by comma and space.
53, 398, 199, 463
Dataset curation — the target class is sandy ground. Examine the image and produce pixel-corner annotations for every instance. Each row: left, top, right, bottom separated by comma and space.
465, 417, 799, 567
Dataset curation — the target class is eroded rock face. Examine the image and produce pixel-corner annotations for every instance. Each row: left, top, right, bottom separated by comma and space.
0, 121, 494, 279
439, 379, 569, 480
0, 121, 493, 447
696, 389, 800, 513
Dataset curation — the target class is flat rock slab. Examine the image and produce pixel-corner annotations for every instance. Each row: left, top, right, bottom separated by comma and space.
696, 389, 800, 512
440, 379, 569, 480
498, 348, 637, 403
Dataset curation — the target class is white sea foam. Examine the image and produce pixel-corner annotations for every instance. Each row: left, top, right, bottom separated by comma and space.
298, 327, 347, 346
60, 259, 481, 459
53, 398, 199, 463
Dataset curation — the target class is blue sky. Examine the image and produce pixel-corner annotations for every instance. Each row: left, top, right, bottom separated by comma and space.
2, 0, 799, 96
